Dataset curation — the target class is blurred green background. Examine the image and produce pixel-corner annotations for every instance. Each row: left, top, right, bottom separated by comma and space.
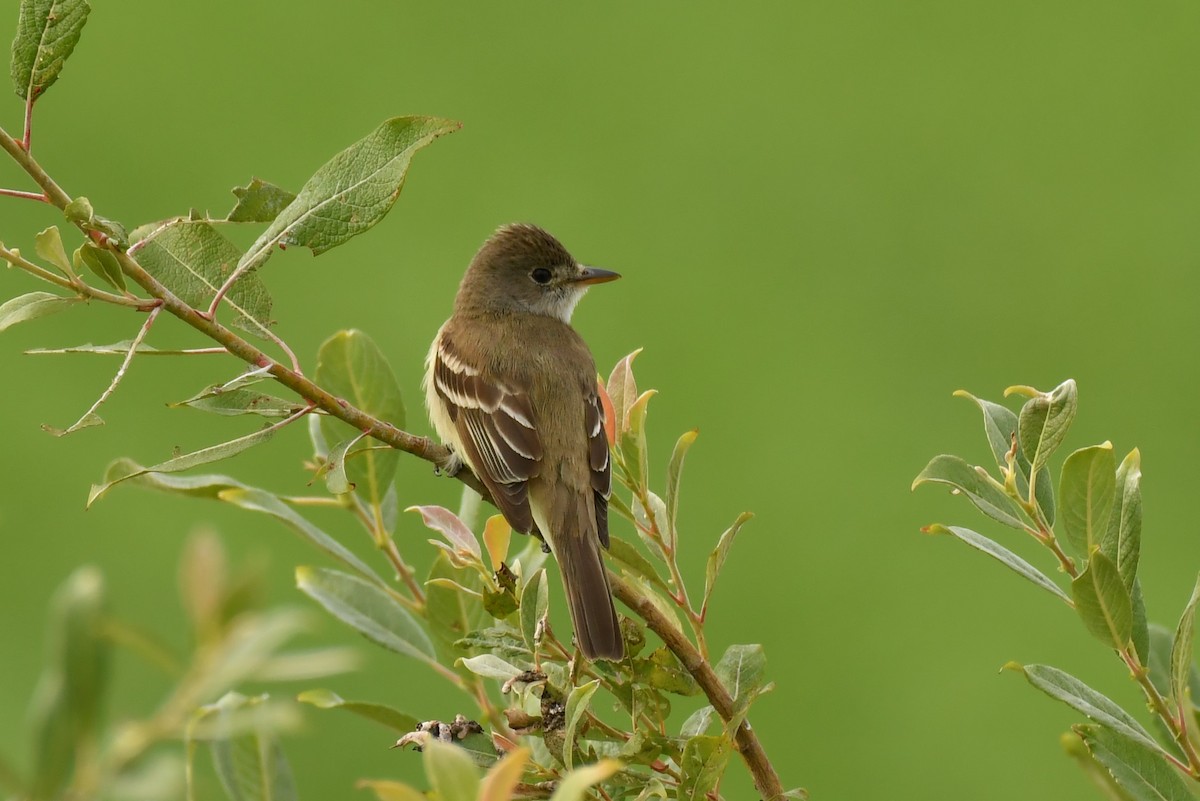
3, 1, 1200, 798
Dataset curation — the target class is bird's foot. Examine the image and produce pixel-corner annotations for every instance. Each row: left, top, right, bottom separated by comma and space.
434, 448, 464, 477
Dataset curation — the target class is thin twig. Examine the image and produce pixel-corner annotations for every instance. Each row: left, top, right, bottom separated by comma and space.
22, 92, 34, 152
0, 241, 154, 309
0, 186, 46, 202
53, 304, 161, 432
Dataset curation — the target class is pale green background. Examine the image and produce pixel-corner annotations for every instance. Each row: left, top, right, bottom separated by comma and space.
3, 2, 1200, 799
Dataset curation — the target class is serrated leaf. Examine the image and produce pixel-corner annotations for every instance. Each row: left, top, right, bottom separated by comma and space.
296, 689, 417, 732
135, 221, 273, 339
408, 505, 480, 560
1104, 449, 1143, 591
714, 644, 766, 717
87, 421, 289, 506
296, 566, 435, 664
315, 330, 404, 505
548, 760, 622, 801
1060, 443, 1116, 556
679, 734, 732, 801
1073, 551, 1133, 648
1015, 379, 1078, 474
1170, 574, 1200, 719
519, 568, 547, 652
78, 242, 125, 292
34, 226, 73, 277
0, 291, 78, 331
665, 428, 698, 550
1010, 663, 1161, 753
562, 679, 600, 769
235, 116, 459, 283
924, 524, 1071, 604
1075, 724, 1194, 801
226, 179, 296, 223
954, 389, 1055, 523
206, 693, 298, 801
11, 0, 90, 100
912, 454, 1025, 529
702, 512, 754, 612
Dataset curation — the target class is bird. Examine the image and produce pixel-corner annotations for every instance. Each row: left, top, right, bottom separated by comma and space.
423, 223, 624, 660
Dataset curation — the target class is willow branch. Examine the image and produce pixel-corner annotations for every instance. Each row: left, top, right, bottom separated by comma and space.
0, 122, 786, 798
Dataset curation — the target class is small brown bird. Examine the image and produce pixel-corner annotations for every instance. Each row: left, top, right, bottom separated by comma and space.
424, 223, 624, 660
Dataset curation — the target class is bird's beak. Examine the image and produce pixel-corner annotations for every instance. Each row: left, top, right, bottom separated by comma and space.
574, 265, 621, 285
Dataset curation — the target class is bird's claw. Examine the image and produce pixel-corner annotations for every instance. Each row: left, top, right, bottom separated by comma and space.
434, 449, 464, 477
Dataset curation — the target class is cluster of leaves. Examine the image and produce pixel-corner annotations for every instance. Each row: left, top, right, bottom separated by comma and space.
1, 531, 358, 801
914, 380, 1200, 800
0, 2, 795, 799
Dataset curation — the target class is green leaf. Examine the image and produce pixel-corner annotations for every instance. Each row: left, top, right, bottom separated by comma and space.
206, 694, 298, 801
93, 457, 248, 499
172, 377, 300, 419
911, 454, 1025, 529
236, 116, 459, 282
319, 434, 367, 495
547, 760, 622, 801
424, 740, 480, 801
714, 643, 767, 717
34, 226, 73, 277
187, 611, 310, 709
315, 330, 404, 506
520, 568, 547, 652
78, 242, 126, 292
665, 428, 698, 549
702, 512, 754, 612
1072, 551, 1133, 648
1132, 579, 1150, 665
459, 653, 522, 682
408, 505, 480, 561
356, 780, 426, 801
618, 390, 656, 489
607, 536, 669, 591
1147, 623, 1200, 702
954, 389, 1055, 523
296, 566, 435, 664
295, 689, 417, 733
635, 646, 701, 696
924, 524, 1070, 603
1009, 663, 1161, 753
679, 734, 733, 801
226, 179, 296, 223
606, 349, 641, 435
1075, 724, 1194, 801
87, 422, 289, 506
27, 340, 221, 356
29, 566, 109, 799
1103, 449, 1143, 591
0, 291, 78, 331
1013, 379, 1078, 474
562, 679, 600, 769
1059, 443, 1116, 556
10, 0, 90, 100
680, 706, 716, 738
63, 196, 93, 225
135, 221, 274, 339
426, 552, 486, 671
217, 487, 382, 583
1170, 574, 1200, 718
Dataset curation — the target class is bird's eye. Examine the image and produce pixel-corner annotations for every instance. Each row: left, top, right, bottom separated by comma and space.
531, 268, 553, 285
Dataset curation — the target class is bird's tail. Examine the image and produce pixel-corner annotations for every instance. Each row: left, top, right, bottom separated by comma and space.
542, 492, 623, 661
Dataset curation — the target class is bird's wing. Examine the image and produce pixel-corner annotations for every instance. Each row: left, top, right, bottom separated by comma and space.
432, 331, 543, 533
585, 383, 612, 548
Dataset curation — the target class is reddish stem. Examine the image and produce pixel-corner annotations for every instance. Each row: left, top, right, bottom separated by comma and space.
0, 187, 48, 202
22, 92, 35, 152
